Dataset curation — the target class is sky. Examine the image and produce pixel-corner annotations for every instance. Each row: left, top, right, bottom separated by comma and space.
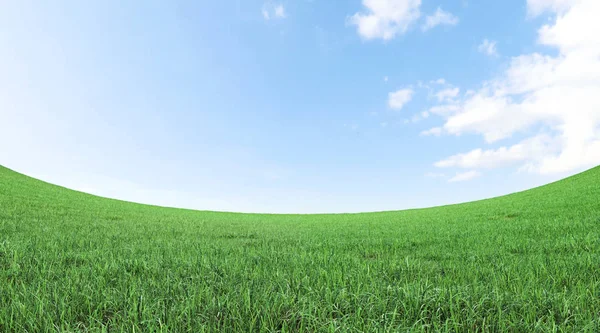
1, 0, 599, 213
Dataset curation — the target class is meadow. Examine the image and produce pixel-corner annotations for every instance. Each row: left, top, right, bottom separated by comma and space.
1, 165, 599, 332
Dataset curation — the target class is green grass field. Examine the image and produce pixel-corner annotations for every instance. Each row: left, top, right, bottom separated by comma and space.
1, 165, 599, 332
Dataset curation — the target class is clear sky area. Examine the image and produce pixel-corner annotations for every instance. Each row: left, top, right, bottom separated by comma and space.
2, 0, 599, 213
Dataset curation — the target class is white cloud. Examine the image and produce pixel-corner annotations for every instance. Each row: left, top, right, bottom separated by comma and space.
527, 0, 580, 15
349, 0, 422, 40
435, 87, 460, 102
443, 94, 538, 143
262, 3, 286, 20
422, 7, 459, 31
429, 0, 600, 175
428, 104, 460, 115
421, 127, 442, 136
432, 78, 446, 85
388, 88, 414, 110
448, 170, 481, 182
435, 135, 559, 169
478, 39, 498, 57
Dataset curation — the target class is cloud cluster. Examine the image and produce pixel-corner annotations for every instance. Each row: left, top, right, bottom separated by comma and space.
349, 0, 461, 40
427, 0, 600, 176
349, 0, 422, 40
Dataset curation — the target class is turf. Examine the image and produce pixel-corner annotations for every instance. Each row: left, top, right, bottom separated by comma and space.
0, 165, 599, 332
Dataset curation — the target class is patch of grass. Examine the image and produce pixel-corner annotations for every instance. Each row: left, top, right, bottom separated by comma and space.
1, 165, 599, 332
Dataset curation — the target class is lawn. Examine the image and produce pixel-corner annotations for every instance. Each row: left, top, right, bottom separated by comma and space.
1, 165, 599, 332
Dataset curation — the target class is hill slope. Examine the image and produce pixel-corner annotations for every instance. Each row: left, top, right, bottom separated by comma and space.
1, 165, 599, 331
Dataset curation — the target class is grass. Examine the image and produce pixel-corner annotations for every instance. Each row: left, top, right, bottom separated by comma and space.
1, 165, 599, 332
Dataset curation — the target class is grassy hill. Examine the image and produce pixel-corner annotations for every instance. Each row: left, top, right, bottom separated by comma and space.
1, 165, 599, 332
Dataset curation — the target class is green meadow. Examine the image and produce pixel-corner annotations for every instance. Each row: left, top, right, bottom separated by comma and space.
1, 165, 599, 332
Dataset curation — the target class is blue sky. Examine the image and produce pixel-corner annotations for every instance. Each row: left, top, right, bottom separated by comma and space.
2, 0, 599, 213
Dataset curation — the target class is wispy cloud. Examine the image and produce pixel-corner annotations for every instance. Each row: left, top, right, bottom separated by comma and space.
422, 7, 459, 31
425, 172, 446, 178
420, 127, 442, 136
478, 39, 498, 57
435, 87, 460, 102
449, 170, 481, 182
262, 3, 286, 20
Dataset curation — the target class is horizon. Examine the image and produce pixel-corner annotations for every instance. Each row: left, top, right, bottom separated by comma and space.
3, 163, 596, 215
